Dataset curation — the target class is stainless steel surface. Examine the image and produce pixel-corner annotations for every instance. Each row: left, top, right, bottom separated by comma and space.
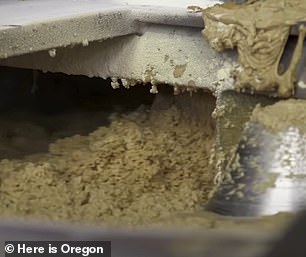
208, 121, 306, 216
213, 90, 276, 175
0, 0, 218, 59
264, 210, 306, 257
0, 0, 230, 95
0, 219, 273, 257
209, 29, 306, 217
278, 34, 306, 99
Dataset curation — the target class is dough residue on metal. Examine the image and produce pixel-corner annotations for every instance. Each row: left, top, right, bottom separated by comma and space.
202, 0, 306, 97
251, 99, 306, 132
173, 64, 187, 78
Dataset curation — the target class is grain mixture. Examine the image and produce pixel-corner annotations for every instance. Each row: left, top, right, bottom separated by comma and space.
0, 91, 216, 227
0, 68, 295, 231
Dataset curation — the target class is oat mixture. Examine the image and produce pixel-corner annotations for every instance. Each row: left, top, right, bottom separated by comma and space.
0, 67, 296, 232
0, 91, 217, 227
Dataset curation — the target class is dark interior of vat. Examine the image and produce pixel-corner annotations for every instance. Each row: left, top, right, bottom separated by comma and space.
0, 66, 158, 159
0, 66, 221, 227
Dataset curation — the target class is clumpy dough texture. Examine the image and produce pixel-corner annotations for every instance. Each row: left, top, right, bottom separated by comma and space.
202, 0, 306, 97
251, 98, 306, 132
0, 99, 215, 226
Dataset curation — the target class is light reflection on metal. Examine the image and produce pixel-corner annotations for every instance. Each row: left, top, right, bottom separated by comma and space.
208, 123, 306, 217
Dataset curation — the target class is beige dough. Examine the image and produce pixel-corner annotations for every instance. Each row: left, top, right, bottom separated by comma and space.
0, 91, 293, 231
0, 93, 216, 227
251, 98, 306, 132
202, 0, 306, 97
